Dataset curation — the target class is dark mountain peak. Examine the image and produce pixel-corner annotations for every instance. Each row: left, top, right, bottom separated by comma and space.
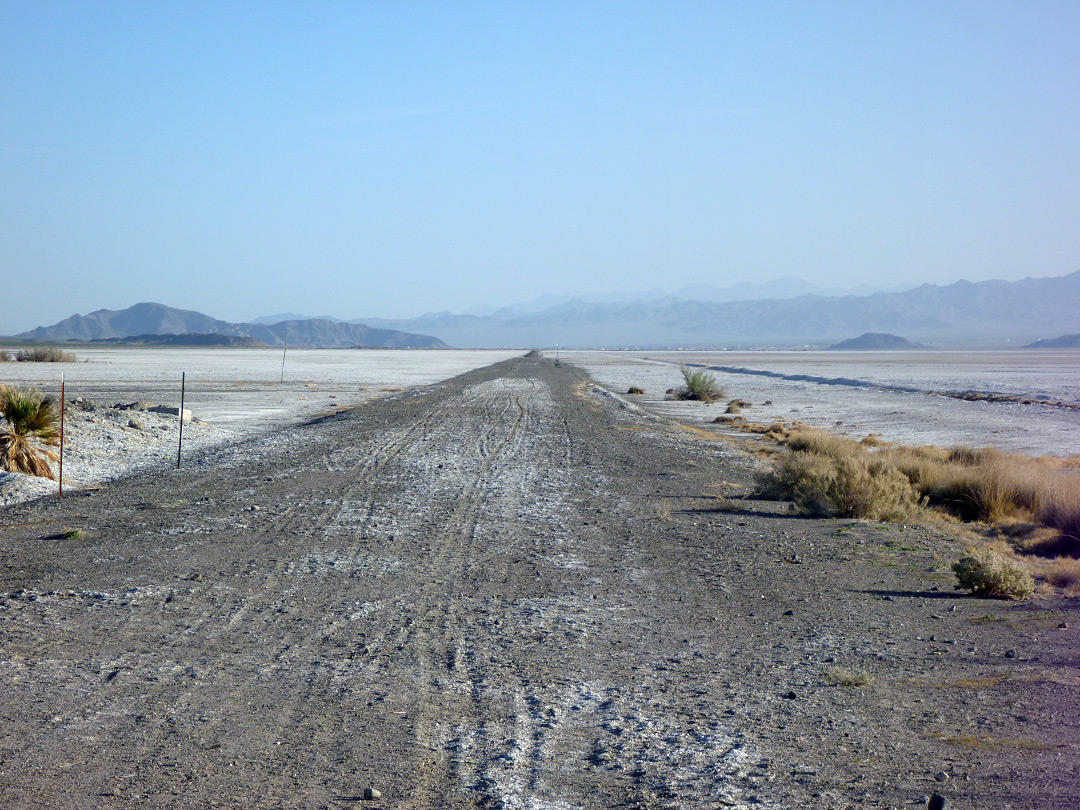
19, 303, 448, 349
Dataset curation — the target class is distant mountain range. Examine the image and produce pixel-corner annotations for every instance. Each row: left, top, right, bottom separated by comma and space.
16, 272, 1079, 350
451, 277, 916, 317
18, 303, 448, 349
352, 271, 1080, 348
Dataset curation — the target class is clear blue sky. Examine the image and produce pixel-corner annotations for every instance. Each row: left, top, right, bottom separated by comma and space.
2, 1, 1078, 331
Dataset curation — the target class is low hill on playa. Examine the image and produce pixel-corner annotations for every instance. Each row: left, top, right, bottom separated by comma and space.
18, 302, 449, 349
827, 332, 924, 350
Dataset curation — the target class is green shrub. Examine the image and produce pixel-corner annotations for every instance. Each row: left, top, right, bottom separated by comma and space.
953, 550, 1035, 599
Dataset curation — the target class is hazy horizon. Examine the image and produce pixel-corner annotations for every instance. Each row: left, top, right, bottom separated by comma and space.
3, 3, 1078, 333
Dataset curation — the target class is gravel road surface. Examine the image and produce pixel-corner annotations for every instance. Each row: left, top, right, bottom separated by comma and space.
1, 356, 1077, 808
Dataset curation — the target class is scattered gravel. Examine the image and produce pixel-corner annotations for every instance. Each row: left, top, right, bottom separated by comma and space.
1, 356, 1077, 808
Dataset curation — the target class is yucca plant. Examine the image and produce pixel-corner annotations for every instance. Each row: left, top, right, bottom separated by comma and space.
0, 385, 60, 479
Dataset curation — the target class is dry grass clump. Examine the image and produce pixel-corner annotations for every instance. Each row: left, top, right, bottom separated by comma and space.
1029, 557, 1080, 597
15, 346, 76, 362
1040, 480, 1080, 550
627, 386, 646, 395
756, 424, 1080, 593
953, 550, 1035, 599
761, 446, 922, 521
671, 366, 725, 403
760, 425, 1080, 537
726, 399, 751, 414
824, 666, 873, 687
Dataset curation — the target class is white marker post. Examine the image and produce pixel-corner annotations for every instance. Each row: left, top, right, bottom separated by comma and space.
58, 372, 64, 497
177, 372, 186, 469
280, 330, 288, 384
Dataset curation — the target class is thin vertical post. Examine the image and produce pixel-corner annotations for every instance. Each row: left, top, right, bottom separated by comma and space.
280, 330, 288, 384
177, 372, 185, 469
58, 372, 64, 497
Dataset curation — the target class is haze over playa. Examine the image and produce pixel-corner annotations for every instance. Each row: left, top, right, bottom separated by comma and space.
2, 4, 1078, 332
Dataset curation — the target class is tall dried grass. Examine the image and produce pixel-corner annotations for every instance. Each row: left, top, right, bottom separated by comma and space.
15, 346, 76, 362
759, 425, 1080, 557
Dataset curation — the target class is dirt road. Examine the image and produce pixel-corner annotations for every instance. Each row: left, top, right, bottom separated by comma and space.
1, 357, 1077, 808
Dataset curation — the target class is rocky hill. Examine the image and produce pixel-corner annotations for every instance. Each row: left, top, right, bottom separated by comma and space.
19, 303, 449, 349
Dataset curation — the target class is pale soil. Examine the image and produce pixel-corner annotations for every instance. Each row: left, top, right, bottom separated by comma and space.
0, 356, 1077, 808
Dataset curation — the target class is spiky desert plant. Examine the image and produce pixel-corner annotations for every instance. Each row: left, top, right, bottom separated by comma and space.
679, 365, 725, 402
0, 385, 60, 479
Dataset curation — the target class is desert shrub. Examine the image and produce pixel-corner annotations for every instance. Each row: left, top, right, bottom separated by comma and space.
15, 346, 76, 362
0, 385, 60, 479
627, 386, 646, 395
953, 550, 1034, 599
677, 366, 725, 402
759, 449, 921, 521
